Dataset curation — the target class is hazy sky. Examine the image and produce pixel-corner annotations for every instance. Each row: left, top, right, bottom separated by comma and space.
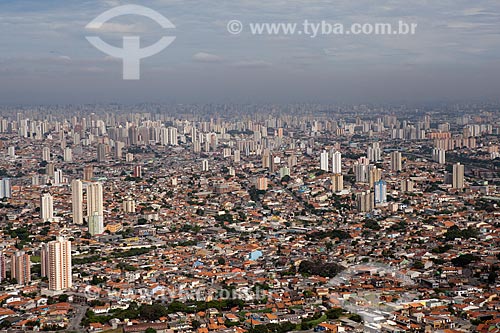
0, 0, 499, 105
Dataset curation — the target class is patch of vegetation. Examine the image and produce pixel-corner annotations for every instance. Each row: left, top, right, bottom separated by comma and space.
299, 313, 327, 330
444, 226, 479, 241
363, 220, 381, 230
325, 307, 344, 319
248, 322, 296, 333
298, 260, 343, 277
451, 254, 478, 267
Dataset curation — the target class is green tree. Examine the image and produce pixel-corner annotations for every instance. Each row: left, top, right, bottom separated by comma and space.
58, 294, 69, 302
140, 303, 167, 321
412, 261, 424, 269
191, 320, 201, 329
451, 254, 478, 267
349, 314, 363, 323
326, 308, 343, 319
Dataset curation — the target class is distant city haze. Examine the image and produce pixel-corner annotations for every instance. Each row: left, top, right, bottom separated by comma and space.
0, 0, 499, 104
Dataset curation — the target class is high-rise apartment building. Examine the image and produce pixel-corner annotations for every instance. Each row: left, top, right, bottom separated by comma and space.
42, 147, 51, 162
262, 149, 271, 169
97, 143, 107, 163
11, 251, 31, 285
367, 142, 381, 162
114, 141, 124, 159
7, 146, 15, 157
390, 151, 402, 171
320, 151, 329, 172
168, 127, 178, 146
128, 126, 138, 145
0, 178, 11, 199
432, 148, 446, 164
41, 237, 72, 291
87, 182, 103, 217
279, 166, 290, 179
368, 166, 382, 188
83, 165, 94, 181
54, 169, 63, 185
354, 163, 369, 183
122, 197, 136, 213
332, 151, 342, 174
0, 251, 6, 283
357, 191, 374, 213
40, 192, 54, 222
71, 179, 83, 225
374, 180, 387, 204
88, 212, 104, 236
233, 149, 240, 163
63, 147, 73, 162
46, 162, 55, 177
193, 140, 201, 153
256, 177, 268, 191
331, 174, 344, 193
134, 165, 142, 178
202, 159, 209, 172
452, 162, 465, 189
401, 179, 415, 192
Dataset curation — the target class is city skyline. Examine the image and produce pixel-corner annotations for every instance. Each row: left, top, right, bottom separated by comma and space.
0, 105, 498, 331
0, 1, 499, 332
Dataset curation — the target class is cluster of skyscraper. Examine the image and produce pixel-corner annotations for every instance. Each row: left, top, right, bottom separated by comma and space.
41, 180, 104, 235
0, 237, 72, 291
320, 151, 343, 193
